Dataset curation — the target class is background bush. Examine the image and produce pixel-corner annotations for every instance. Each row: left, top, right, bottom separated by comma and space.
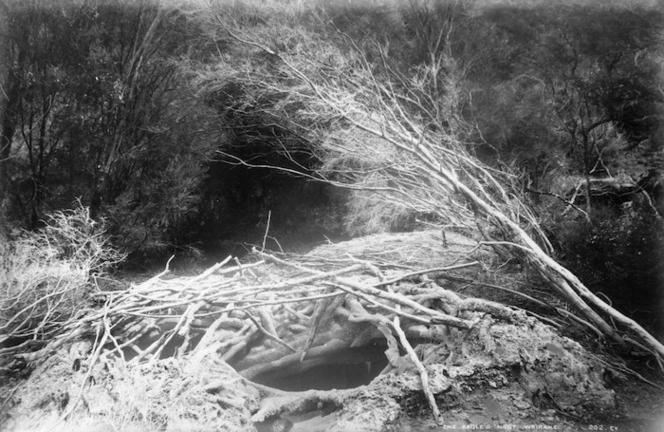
557, 206, 664, 333
0, 204, 124, 346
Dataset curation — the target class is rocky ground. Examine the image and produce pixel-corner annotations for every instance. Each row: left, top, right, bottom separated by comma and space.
1, 231, 663, 432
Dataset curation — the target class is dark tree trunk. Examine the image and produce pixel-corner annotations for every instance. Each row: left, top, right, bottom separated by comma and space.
0, 0, 11, 235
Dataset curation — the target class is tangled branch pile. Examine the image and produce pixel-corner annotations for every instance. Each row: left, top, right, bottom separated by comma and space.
11, 232, 484, 414
5, 230, 623, 429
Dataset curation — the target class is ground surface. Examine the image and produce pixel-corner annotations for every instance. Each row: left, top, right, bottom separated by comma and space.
1, 231, 664, 432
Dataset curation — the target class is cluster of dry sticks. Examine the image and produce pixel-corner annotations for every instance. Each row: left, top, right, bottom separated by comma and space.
14, 241, 528, 421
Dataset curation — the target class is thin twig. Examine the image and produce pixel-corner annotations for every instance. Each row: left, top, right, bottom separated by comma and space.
262, 210, 272, 252
390, 317, 441, 422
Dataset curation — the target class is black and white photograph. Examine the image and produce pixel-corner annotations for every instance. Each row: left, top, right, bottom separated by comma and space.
1, 0, 663, 430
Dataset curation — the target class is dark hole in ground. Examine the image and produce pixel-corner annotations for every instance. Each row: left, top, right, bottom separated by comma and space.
250, 343, 389, 392
115, 330, 389, 390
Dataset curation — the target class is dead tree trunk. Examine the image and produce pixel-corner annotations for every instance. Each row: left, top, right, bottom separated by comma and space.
204, 17, 664, 364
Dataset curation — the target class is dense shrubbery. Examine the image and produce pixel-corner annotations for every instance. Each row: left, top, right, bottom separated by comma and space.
0, 0, 219, 258
557, 207, 664, 332
342, 190, 418, 236
0, 205, 124, 347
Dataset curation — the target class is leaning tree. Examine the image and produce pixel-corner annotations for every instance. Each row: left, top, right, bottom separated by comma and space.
187, 1, 664, 361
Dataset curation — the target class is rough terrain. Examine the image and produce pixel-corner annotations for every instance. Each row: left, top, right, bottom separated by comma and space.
1, 231, 663, 432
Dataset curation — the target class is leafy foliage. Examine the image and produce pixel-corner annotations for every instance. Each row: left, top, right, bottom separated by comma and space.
343, 190, 418, 236
2, 0, 219, 256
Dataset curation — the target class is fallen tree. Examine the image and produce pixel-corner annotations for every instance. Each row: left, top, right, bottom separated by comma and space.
189, 2, 664, 362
